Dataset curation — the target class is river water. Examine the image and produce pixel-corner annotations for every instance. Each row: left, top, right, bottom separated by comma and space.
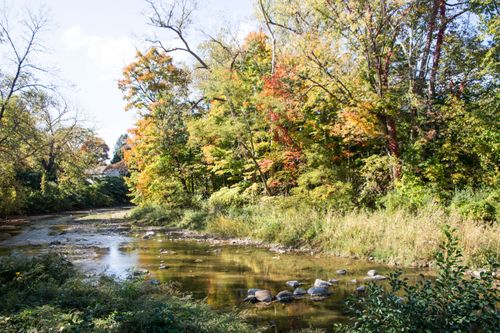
0, 208, 426, 332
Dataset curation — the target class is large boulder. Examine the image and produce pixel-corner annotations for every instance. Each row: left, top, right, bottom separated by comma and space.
255, 289, 273, 302
293, 287, 307, 296
314, 278, 332, 288
276, 290, 294, 303
286, 280, 301, 288
307, 287, 330, 297
247, 288, 260, 296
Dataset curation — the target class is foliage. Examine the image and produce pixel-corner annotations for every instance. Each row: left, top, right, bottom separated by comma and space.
23, 177, 129, 214
335, 227, 499, 332
381, 175, 438, 213
118, 0, 499, 217
0, 253, 254, 333
111, 133, 129, 164
450, 188, 499, 222
207, 186, 255, 212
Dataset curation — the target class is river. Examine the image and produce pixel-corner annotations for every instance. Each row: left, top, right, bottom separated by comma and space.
0, 207, 426, 332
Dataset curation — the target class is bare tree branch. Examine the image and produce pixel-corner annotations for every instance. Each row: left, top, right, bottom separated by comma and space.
146, 0, 209, 70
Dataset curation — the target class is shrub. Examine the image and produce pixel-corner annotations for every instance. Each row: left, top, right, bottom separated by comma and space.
450, 188, 499, 222
335, 226, 500, 332
207, 186, 252, 212
380, 175, 437, 213
358, 155, 395, 206
129, 204, 182, 226
293, 168, 355, 212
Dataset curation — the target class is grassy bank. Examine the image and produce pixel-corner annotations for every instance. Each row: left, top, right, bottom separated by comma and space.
130, 197, 499, 268
0, 254, 253, 333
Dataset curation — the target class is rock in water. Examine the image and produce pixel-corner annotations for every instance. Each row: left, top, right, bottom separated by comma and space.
255, 290, 273, 302
132, 268, 149, 276
356, 285, 366, 293
159, 264, 169, 270
243, 295, 258, 303
293, 287, 307, 296
143, 231, 155, 239
247, 288, 261, 296
328, 278, 339, 284
314, 278, 332, 288
367, 269, 377, 277
336, 269, 347, 275
276, 290, 294, 303
307, 287, 329, 297
286, 280, 301, 288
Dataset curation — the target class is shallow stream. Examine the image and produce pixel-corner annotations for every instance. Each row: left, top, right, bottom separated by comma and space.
0, 208, 427, 332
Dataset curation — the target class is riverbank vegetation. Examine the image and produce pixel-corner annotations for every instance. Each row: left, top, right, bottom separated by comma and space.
122, 0, 499, 268
335, 227, 499, 332
0, 253, 253, 332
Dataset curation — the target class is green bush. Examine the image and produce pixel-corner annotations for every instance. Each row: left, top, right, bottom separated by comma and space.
380, 175, 437, 213
0, 253, 253, 333
207, 186, 253, 212
450, 188, 499, 222
293, 168, 355, 212
23, 177, 130, 215
335, 227, 499, 332
129, 204, 182, 226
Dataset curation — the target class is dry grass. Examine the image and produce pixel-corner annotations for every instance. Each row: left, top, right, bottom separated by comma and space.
206, 201, 499, 267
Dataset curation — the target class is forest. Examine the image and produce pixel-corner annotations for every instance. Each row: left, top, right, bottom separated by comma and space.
120, 0, 499, 266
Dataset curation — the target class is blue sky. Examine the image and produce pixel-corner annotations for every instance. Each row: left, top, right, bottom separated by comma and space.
5, 0, 255, 151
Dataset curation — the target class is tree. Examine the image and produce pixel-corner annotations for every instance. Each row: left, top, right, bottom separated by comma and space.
0, 6, 54, 124
111, 133, 128, 163
120, 48, 204, 206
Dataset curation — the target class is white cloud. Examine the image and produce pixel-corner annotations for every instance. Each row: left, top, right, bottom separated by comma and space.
62, 25, 137, 80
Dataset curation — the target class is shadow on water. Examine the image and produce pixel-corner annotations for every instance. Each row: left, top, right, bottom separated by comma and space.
0, 209, 428, 332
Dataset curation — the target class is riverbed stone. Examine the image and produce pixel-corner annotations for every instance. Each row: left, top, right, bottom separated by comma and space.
243, 295, 258, 303
247, 288, 260, 296
336, 269, 347, 275
293, 287, 307, 296
367, 269, 377, 277
356, 285, 366, 293
328, 278, 339, 284
286, 280, 301, 288
132, 268, 149, 276
307, 287, 330, 297
143, 231, 155, 239
159, 264, 169, 270
255, 289, 273, 302
314, 278, 332, 288
276, 290, 294, 303
194, 258, 204, 263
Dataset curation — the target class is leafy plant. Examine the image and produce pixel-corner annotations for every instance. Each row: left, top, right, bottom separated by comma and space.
335, 226, 499, 332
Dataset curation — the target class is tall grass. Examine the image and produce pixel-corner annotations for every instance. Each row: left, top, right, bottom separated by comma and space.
130, 197, 499, 267
205, 200, 498, 267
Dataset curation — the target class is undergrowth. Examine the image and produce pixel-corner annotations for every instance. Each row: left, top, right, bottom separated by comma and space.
0, 253, 253, 333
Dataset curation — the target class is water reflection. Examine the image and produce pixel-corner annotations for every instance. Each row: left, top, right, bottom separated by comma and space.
92, 236, 424, 332
0, 214, 427, 333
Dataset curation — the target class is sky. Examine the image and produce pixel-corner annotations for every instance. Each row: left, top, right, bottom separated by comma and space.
3, 0, 256, 152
